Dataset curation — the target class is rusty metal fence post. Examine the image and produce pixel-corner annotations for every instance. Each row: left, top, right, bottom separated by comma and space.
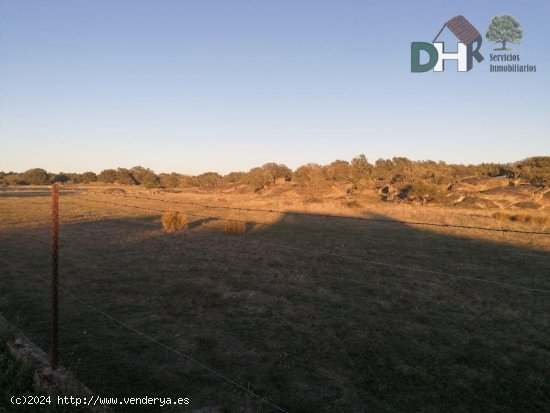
50, 183, 59, 370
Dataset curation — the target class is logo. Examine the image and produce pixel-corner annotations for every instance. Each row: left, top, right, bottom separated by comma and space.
411, 15, 484, 72
486, 14, 522, 51
411, 14, 537, 73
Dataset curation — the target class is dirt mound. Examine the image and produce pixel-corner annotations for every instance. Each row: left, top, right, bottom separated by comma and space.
480, 185, 539, 206
512, 201, 543, 210
447, 183, 471, 192
102, 188, 126, 195
482, 185, 539, 197
460, 177, 509, 190
155, 188, 182, 194
454, 196, 498, 209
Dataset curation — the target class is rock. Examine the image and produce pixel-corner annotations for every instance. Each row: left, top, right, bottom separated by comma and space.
454, 196, 498, 209
513, 201, 543, 210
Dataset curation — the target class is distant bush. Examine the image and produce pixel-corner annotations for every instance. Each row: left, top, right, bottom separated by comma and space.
223, 171, 247, 183
51, 173, 70, 184
409, 181, 443, 204
513, 157, 550, 188
141, 173, 160, 188
293, 163, 329, 200
247, 167, 272, 190
493, 211, 548, 226
5, 156, 550, 196
351, 154, 373, 188
3, 174, 27, 185
116, 168, 137, 185
159, 173, 181, 188
197, 172, 222, 188
130, 166, 159, 188
81, 172, 97, 183
224, 220, 245, 235
529, 175, 548, 188
161, 212, 187, 232
261, 163, 292, 183
323, 160, 351, 182
21, 168, 49, 185
179, 175, 199, 188
97, 169, 117, 184
373, 158, 395, 180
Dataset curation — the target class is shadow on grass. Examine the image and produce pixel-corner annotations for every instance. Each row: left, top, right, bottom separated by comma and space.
0, 187, 80, 198
0, 208, 549, 412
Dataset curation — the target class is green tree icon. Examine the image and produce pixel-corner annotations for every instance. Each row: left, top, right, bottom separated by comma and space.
486, 15, 523, 51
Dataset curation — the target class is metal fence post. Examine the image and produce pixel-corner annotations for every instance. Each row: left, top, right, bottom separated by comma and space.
50, 183, 59, 370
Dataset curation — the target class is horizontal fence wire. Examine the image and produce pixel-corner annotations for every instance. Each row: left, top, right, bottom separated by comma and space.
2, 187, 550, 413
0, 255, 289, 413
79, 197, 550, 295
78, 189, 550, 236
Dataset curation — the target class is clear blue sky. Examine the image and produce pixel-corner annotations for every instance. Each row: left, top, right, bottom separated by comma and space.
1, 0, 549, 174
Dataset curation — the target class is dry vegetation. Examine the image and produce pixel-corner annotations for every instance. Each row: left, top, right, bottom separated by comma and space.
493, 211, 549, 226
224, 220, 246, 236
161, 211, 187, 232
0, 185, 549, 412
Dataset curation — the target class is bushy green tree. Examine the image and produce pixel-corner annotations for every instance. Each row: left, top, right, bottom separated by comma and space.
373, 158, 394, 180
261, 163, 292, 183
116, 168, 137, 185
486, 15, 523, 50
197, 172, 222, 188
223, 171, 247, 183
516, 156, 550, 188
260, 163, 278, 184
178, 175, 199, 188
247, 167, 272, 190
142, 173, 159, 188
21, 168, 49, 185
129, 166, 157, 185
81, 172, 97, 183
293, 163, 329, 200
323, 160, 351, 182
408, 181, 443, 204
98, 169, 117, 183
51, 173, 70, 183
129, 166, 159, 188
3, 173, 26, 185
351, 155, 373, 188
159, 173, 181, 188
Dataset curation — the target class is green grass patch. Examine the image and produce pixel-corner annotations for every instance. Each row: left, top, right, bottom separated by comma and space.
0, 330, 69, 413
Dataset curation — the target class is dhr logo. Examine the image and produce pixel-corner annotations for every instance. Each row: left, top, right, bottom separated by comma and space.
411, 15, 484, 72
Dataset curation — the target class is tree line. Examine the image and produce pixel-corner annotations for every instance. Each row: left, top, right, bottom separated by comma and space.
1, 156, 548, 200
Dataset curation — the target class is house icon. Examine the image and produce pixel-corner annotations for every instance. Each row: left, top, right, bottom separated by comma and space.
411, 15, 484, 72
431, 15, 484, 71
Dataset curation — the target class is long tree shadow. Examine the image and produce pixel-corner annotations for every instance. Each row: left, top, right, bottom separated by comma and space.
0, 208, 549, 412
0, 188, 81, 198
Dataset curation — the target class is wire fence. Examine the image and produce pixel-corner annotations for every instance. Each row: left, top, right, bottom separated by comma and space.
81, 189, 550, 236
1, 186, 549, 412
79, 196, 550, 295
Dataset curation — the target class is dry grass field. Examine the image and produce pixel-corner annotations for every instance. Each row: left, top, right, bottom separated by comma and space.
0, 185, 549, 412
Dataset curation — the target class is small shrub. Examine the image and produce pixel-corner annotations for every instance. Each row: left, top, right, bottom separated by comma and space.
224, 220, 245, 235
102, 188, 126, 195
343, 199, 362, 209
293, 163, 329, 200
492, 211, 548, 226
161, 212, 187, 232
533, 216, 549, 226
409, 181, 443, 204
